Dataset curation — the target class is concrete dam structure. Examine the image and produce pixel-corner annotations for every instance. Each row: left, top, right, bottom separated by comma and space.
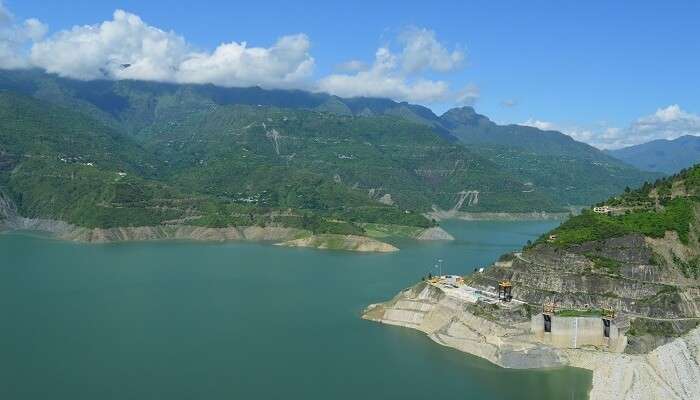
530, 314, 626, 352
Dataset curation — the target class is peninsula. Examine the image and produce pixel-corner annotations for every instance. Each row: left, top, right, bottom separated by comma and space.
364, 165, 700, 399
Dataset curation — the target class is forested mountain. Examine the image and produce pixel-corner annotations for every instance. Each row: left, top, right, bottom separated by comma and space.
0, 87, 550, 236
0, 69, 660, 234
607, 135, 700, 174
438, 106, 661, 205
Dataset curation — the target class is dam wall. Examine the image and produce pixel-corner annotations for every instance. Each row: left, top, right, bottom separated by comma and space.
531, 314, 626, 351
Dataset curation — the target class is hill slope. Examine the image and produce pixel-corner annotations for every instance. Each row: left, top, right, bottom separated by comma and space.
0, 89, 559, 244
0, 69, 659, 209
440, 106, 661, 205
469, 164, 700, 352
607, 135, 700, 174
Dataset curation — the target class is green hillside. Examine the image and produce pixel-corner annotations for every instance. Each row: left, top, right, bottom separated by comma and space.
0, 89, 554, 235
439, 107, 661, 205
0, 69, 661, 234
544, 165, 700, 247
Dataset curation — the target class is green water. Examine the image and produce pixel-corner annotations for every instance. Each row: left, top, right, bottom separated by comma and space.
0, 220, 592, 399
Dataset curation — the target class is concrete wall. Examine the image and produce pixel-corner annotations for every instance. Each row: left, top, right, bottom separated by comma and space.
531, 314, 624, 350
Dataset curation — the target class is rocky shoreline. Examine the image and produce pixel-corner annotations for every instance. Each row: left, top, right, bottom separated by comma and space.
426, 210, 571, 221
276, 234, 399, 252
363, 282, 700, 400
0, 214, 450, 252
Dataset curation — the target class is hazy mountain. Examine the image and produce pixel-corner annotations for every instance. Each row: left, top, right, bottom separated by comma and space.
607, 135, 700, 174
438, 106, 662, 205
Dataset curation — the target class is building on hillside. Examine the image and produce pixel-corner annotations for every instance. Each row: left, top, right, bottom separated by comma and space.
443, 275, 464, 286
593, 206, 611, 214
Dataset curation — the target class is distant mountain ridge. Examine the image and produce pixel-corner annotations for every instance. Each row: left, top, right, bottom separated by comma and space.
607, 135, 700, 174
0, 68, 658, 219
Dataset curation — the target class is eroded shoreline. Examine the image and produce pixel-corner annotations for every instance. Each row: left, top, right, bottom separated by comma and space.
0, 215, 452, 252
363, 282, 700, 400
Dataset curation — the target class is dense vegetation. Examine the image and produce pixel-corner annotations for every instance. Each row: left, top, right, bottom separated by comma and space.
543, 166, 699, 247
0, 69, 662, 234
0, 90, 532, 233
439, 106, 660, 205
0, 69, 658, 209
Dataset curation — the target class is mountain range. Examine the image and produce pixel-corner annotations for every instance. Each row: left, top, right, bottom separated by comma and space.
607, 135, 700, 174
0, 69, 660, 236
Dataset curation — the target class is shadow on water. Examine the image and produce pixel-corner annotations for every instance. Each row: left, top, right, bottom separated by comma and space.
0, 219, 592, 400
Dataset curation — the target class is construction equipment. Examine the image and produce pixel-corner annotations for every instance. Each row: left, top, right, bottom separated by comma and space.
602, 307, 615, 320
543, 302, 556, 315
498, 280, 513, 302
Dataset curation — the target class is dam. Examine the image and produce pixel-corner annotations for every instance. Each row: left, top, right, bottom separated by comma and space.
420, 275, 626, 352
531, 314, 625, 351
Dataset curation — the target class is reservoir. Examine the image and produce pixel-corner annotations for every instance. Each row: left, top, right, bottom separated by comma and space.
0, 220, 592, 399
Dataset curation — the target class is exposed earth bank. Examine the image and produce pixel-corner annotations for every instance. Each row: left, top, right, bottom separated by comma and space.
276, 234, 399, 252
425, 209, 571, 221
363, 282, 700, 400
1, 193, 445, 251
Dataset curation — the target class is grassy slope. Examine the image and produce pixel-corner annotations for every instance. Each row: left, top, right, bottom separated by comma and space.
542, 165, 700, 247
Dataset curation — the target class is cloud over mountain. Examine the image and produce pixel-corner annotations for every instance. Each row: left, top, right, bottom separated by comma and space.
626, 105, 700, 144
1, 4, 466, 103
318, 27, 465, 103
0, 1, 46, 69
521, 105, 700, 149
28, 10, 314, 89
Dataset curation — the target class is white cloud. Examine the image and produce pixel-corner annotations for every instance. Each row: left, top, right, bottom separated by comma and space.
397, 27, 464, 73
522, 118, 621, 149
0, 2, 47, 69
176, 34, 314, 88
3, 3, 467, 104
628, 105, 700, 142
520, 119, 557, 131
336, 59, 366, 72
520, 105, 700, 149
583, 105, 700, 149
318, 28, 464, 103
28, 10, 314, 88
455, 84, 479, 106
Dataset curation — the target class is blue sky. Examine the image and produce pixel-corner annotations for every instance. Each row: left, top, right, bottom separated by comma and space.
2, 0, 699, 148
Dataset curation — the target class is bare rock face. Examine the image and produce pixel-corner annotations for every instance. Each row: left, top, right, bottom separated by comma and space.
0, 190, 17, 223
365, 282, 700, 400
55, 225, 308, 243
363, 283, 567, 369
469, 235, 700, 321
414, 227, 455, 241
568, 326, 700, 400
276, 234, 398, 252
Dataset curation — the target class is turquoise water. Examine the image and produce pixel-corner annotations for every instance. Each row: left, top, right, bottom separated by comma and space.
0, 220, 592, 399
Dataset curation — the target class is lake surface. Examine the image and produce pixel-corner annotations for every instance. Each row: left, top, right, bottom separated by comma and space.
0, 220, 592, 399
